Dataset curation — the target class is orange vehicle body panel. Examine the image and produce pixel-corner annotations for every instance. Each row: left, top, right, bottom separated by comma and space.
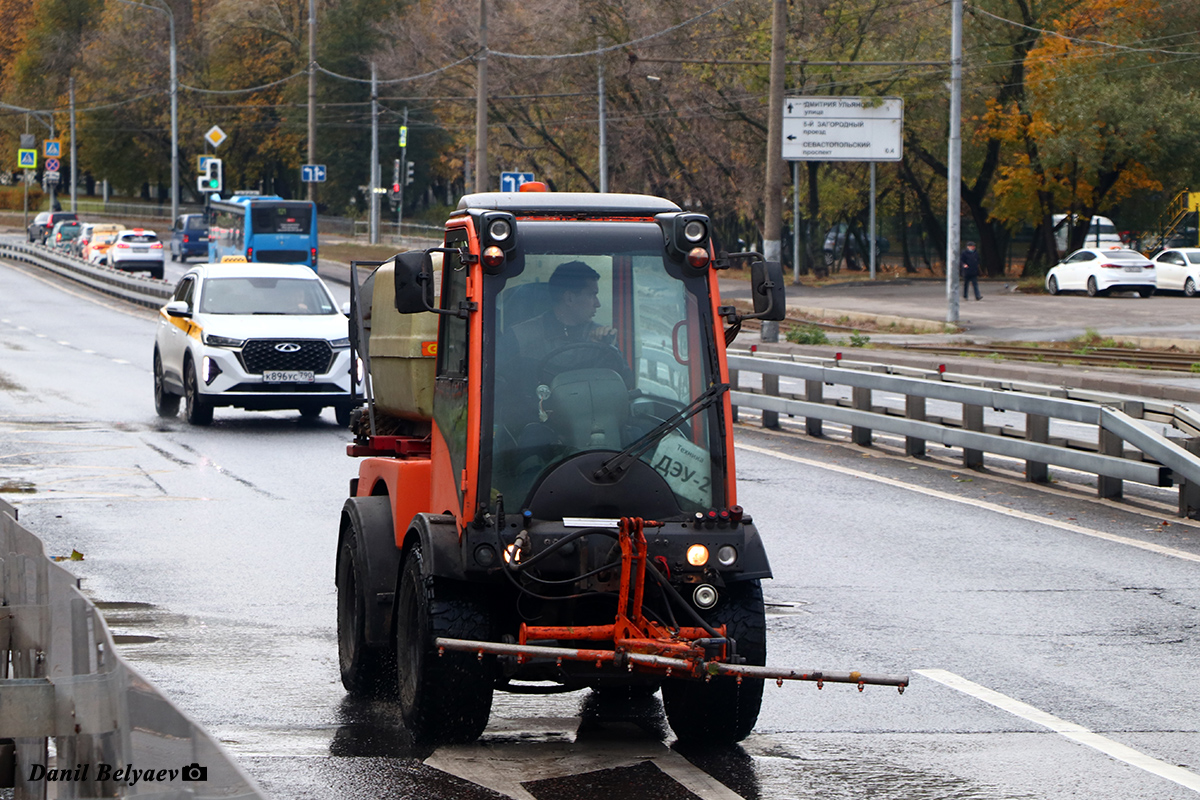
706, 265, 738, 507
355, 456, 432, 547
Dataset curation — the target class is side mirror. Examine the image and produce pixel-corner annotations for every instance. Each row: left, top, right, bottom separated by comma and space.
340, 301, 352, 316
165, 300, 191, 318
393, 251, 435, 314
750, 260, 786, 321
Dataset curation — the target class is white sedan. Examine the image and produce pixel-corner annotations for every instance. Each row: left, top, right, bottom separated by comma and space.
153, 262, 356, 426
1045, 247, 1155, 297
1152, 248, 1200, 296
106, 229, 165, 279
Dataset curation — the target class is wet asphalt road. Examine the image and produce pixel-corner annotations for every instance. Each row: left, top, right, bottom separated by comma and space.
2, 256, 1200, 799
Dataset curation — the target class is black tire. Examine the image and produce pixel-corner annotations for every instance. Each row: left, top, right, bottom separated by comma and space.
335, 403, 353, 428
661, 579, 766, 744
337, 524, 395, 695
184, 357, 214, 426
1137, 287, 1154, 298
151, 266, 164, 280
153, 350, 180, 417
396, 543, 495, 743
299, 403, 323, 420
1047, 276, 1059, 296
1086, 276, 1102, 297
1186, 278, 1197, 298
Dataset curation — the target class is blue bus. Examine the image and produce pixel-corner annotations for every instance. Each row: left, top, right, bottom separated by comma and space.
208, 195, 319, 271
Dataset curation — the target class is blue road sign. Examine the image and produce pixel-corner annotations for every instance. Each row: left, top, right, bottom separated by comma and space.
44, 140, 61, 158
45, 158, 60, 172
500, 172, 535, 192
17, 149, 37, 168
301, 164, 327, 183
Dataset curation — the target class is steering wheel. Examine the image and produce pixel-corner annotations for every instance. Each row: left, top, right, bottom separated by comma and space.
537, 341, 629, 386
629, 394, 691, 438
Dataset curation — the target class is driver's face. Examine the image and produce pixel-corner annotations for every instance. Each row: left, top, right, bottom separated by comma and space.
558, 279, 601, 326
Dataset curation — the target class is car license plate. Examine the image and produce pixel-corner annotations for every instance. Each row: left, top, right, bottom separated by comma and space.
263, 370, 314, 383
133, 247, 148, 253
1123, 266, 1141, 272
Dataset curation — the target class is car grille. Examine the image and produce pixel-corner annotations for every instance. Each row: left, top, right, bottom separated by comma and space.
239, 339, 334, 374
256, 250, 309, 263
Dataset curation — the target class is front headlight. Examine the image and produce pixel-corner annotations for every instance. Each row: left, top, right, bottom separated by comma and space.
202, 332, 245, 348
330, 337, 351, 350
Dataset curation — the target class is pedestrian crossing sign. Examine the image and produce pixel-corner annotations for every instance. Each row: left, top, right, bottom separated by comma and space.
17, 149, 36, 168
43, 139, 61, 158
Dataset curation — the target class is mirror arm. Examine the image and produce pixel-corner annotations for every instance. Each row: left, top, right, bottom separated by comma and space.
420, 246, 477, 318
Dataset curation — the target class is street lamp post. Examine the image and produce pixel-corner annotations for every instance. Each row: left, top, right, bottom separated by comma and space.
116, 0, 178, 222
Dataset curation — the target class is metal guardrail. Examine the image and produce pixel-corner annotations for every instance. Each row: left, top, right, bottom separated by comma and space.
727, 351, 1200, 517
0, 498, 265, 799
0, 240, 171, 308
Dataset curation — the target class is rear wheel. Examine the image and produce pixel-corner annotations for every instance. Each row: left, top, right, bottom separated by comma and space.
1086, 276, 1102, 297
184, 357, 213, 426
1137, 287, 1154, 298
396, 543, 495, 743
662, 579, 766, 744
153, 350, 180, 417
1186, 278, 1197, 298
1047, 276, 1059, 296
337, 522, 395, 695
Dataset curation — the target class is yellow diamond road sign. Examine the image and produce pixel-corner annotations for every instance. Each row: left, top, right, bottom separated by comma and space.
18, 149, 37, 168
204, 125, 227, 148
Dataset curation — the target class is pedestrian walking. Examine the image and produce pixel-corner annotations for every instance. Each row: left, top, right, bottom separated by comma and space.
961, 241, 982, 300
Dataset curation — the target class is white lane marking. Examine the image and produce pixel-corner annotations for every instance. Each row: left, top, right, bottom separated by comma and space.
917, 669, 1200, 793
737, 442, 1200, 564
56, 341, 70, 346
112, 359, 130, 365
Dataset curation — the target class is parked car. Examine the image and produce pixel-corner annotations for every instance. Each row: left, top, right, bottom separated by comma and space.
152, 261, 354, 426
1046, 247, 1155, 297
1151, 248, 1200, 296
169, 213, 209, 262
106, 229, 165, 279
27, 210, 78, 244
822, 223, 889, 271
78, 223, 125, 262
48, 220, 83, 252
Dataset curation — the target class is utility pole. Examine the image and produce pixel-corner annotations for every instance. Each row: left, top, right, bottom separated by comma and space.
167, 3, 177, 222
761, 0, 787, 345
398, 106, 408, 240
597, 32, 608, 192
946, 0, 963, 323
307, 0, 317, 203
369, 63, 379, 244
69, 77, 77, 212
474, 0, 488, 193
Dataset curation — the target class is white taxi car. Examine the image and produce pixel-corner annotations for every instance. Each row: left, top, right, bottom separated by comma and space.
1045, 247, 1155, 297
107, 229, 165, 279
153, 262, 355, 426
1152, 248, 1200, 296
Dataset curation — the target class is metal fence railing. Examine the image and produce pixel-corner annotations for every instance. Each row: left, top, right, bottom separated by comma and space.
1, 498, 265, 799
728, 350, 1200, 517
0, 240, 171, 308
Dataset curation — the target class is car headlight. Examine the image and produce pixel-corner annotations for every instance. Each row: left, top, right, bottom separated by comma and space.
202, 332, 245, 348
330, 337, 351, 350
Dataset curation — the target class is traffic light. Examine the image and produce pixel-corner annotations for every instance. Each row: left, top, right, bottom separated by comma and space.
197, 158, 222, 193
406, 162, 415, 185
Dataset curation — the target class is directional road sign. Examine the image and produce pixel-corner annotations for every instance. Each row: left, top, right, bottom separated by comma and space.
301, 164, 327, 183
45, 158, 60, 172
44, 139, 61, 158
500, 171, 535, 192
782, 96, 903, 162
204, 125, 227, 148
17, 149, 37, 168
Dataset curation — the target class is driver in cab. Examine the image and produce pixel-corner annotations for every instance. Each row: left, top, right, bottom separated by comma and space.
508, 261, 615, 360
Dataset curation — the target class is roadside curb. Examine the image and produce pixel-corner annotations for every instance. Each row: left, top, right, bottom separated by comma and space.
748, 341, 1200, 405
786, 304, 950, 334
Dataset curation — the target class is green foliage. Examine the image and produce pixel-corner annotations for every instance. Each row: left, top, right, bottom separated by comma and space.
787, 324, 829, 345
849, 331, 870, 348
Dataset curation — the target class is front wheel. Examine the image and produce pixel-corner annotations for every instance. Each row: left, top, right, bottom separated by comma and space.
1137, 287, 1154, 298
153, 350, 180, 417
396, 543, 495, 743
662, 579, 766, 744
1047, 276, 1059, 296
1086, 276, 1102, 297
184, 357, 213, 426
335, 403, 354, 428
1186, 278, 1197, 298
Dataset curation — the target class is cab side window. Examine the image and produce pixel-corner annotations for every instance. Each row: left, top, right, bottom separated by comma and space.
173, 276, 195, 308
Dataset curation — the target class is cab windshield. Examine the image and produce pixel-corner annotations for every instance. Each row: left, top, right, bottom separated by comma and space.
486, 221, 724, 512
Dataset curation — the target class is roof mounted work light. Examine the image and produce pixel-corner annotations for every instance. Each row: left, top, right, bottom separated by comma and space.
656, 212, 712, 269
